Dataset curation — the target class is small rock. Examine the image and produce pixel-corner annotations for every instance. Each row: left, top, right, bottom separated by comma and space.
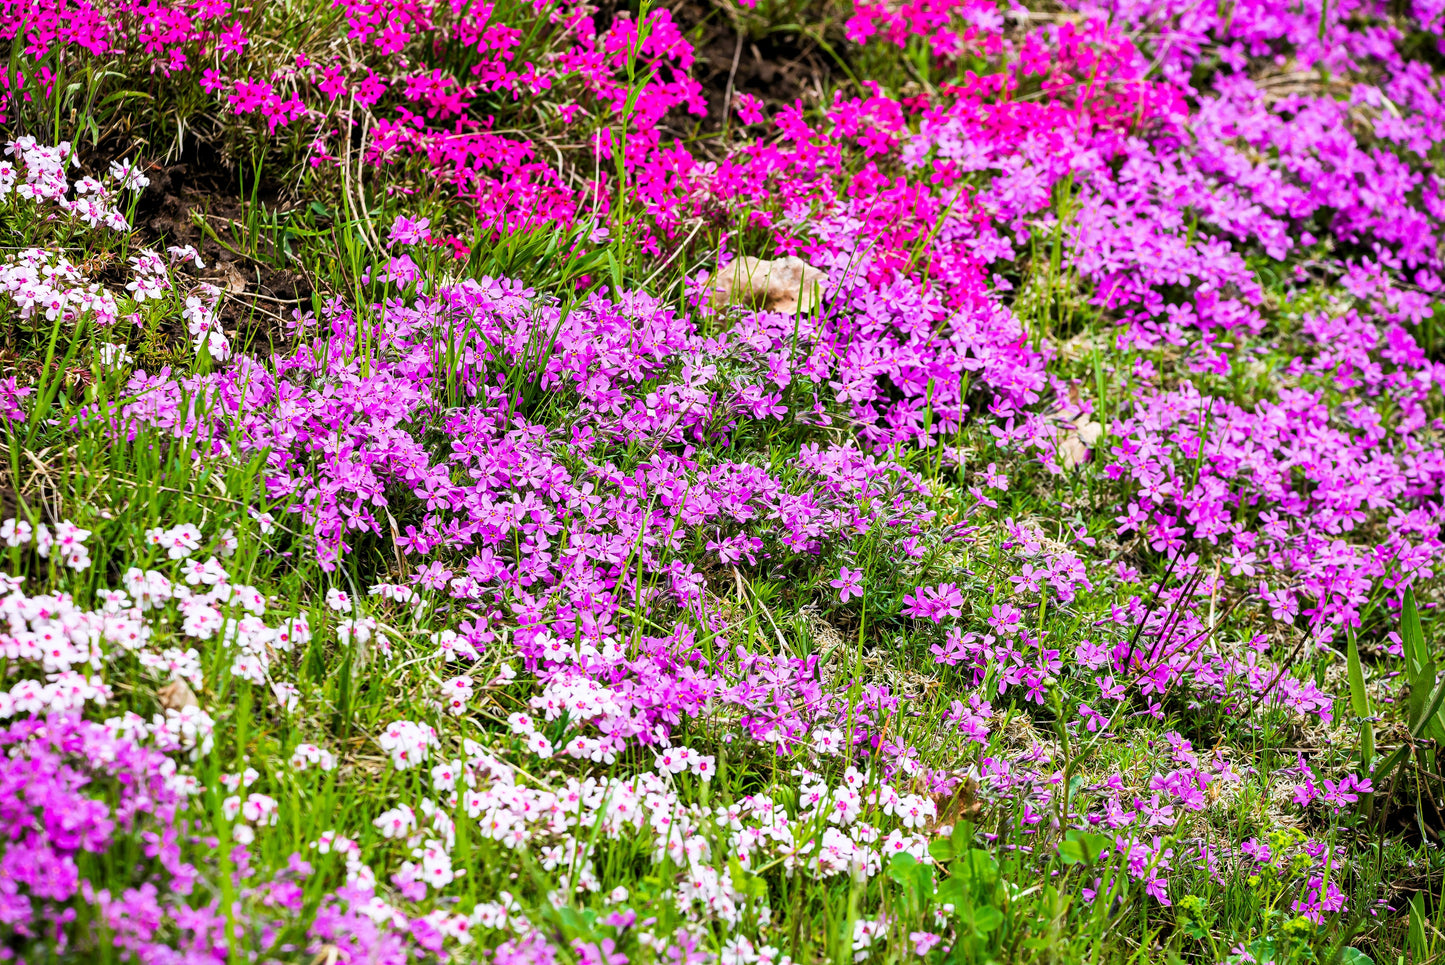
1059, 417, 1104, 469
157, 679, 199, 711
222, 262, 248, 293
709, 256, 826, 315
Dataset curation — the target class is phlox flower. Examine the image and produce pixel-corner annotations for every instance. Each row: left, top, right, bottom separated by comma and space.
336, 615, 378, 648
125, 272, 170, 302
377, 720, 437, 770
230, 584, 266, 615
166, 244, 204, 267
0, 518, 30, 547
274, 614, 311, 650
901, 583, 964, 622
290, 743, 336, 771
268, 680, 298, 714
98, 342, 131, 368
241, 792, 279, 826
374, 804, 417, 838
1078, 703, 1110, 733
441, 676, 474, 717
527, 732, 553, 759
388, 215, 431, 246
226, 768, 258, 789
181, 556, 227, 586
813, 727, 845, 755
734, 93, 765, 126
431, 759, 461, 792
145, 524, 202, 560
909, 933, 941, 956
108, 158, 150, 191
123, 568, 174, 609
199, 328, 231, 361
830, 566, 864, 602
827, 787, 862, 825
1321, 773, 1373, 811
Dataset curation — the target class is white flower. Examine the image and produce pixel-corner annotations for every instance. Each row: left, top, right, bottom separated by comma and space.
109, 157, 150, 191
813, 727, 844, 755
0, 519, 31, 547
374, 804, 417, 838
376, 720, 437, 771
325, 587, 353, 612
166, 244, 204, 268
431, 759, 461, 792
241, 792, 279, 825
290, 742, 337, 771
98, 342, 131, 368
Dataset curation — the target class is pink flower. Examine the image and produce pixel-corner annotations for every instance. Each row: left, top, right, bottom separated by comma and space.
215, 21, 248, 59
910, 932, 941, 956
734, 93, 765, 126
902, 583, 964, 622
388, 215, 431, 247
830, 566, 863, 602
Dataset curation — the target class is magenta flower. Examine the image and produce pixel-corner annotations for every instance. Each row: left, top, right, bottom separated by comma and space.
830, 566, 864, 602
734, 93, 765, 126
902, 583, 964, 622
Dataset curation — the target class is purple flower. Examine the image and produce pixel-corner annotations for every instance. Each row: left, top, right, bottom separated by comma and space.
830, 566, 864, 602
387, 214, 431, 247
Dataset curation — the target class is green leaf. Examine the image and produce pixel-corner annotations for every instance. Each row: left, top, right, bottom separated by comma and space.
1062, 829, 1112, 867
936, 877, 966, 908
727, 854, 767, 900
951, 820, 974, 855
1400, 589, 1445, 741
929, 838, 956, 864
888, 851, 919, 886
98, 88, 153, 106
1374, 744, 1410, 785
962, 848, 999, 886
1339, 949, 1373, 965
1057, 839, 1085, 866
1404, 588, 1428, 681
1347, 632, 1370, 718
1410, 673, 1445, 741
973, 906, 1003, 934
1409, 663, 1436, 730
1246, 938, 1276, 962
913, 862, 936, 898
1410, 892, 1430, 962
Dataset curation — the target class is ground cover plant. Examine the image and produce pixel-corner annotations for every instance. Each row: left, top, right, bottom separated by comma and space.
5, 0, 1445, 960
